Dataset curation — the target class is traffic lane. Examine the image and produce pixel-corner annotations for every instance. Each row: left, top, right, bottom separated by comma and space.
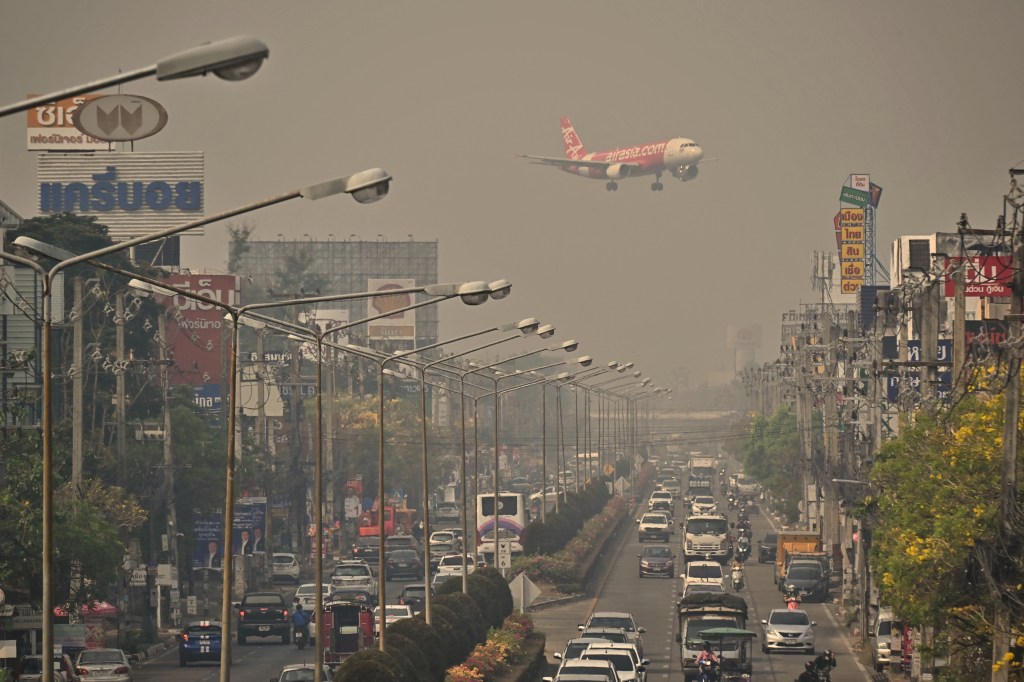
740, 502, 869, 681
593, 518, 680, 682
134, 630, 310, 682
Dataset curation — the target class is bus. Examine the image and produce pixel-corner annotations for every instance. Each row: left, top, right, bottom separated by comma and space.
476, 492, 527, 566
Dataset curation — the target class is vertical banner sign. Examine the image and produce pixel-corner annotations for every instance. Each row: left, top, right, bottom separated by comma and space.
839, 175, 869, 293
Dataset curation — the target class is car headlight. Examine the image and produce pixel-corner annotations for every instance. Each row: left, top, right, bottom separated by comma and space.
640, 561, 651, 567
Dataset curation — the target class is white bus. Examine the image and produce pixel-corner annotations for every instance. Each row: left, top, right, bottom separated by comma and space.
476, 492, 527, 566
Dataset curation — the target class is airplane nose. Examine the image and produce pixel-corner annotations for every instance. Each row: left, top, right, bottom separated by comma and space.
691, 146, 703, 162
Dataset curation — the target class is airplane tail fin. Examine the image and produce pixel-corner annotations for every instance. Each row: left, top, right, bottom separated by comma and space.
560, 117, 587, 160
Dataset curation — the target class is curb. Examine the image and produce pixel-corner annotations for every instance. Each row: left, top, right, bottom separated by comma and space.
526, 593, 587, 613
130, 635, 177, 664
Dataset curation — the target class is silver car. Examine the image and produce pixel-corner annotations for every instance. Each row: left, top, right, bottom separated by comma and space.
75, 649, 132, 682
761, 608, 816, 654
580, 612, 646, 659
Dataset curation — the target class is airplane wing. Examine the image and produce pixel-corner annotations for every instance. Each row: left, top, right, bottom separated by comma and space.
517, 154, 641, 171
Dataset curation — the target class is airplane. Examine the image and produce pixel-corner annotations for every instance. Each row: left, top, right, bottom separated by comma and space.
519, 117, 708, 191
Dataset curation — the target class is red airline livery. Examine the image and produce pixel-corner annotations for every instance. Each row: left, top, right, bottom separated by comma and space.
519, 117, 708, 191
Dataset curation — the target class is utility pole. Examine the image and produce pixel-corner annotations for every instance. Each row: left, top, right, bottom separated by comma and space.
288, 309, 304, 555
116, 291, 127, 487
72, 277, 83, 494
159, 313, 179, 627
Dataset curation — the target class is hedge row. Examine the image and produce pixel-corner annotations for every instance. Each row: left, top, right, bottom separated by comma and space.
334, 567, 514, 682
519, 480, 610, 555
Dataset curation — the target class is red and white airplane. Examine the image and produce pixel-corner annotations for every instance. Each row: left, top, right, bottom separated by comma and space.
519, 117, 707, 191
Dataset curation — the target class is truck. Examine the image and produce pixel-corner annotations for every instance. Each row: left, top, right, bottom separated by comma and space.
683, 514, 731, 563
237, 591, 291, 645
686, 456, 716, 495
675, 593, 751, 680
773, 530, 823, 584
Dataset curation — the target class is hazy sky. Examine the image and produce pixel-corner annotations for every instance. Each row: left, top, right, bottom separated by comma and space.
3, 1, 1023, 388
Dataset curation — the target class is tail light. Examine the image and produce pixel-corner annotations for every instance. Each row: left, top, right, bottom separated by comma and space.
238, 610, 245, 620
283, 609, 289, 618
78, 669, 89, 676
113, 667, 129, 675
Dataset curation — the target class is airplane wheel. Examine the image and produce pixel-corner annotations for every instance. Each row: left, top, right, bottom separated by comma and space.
606, 182, 618, 191
655, 183, 664, 191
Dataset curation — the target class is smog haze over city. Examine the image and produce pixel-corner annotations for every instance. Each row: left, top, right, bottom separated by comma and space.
2, 1, 1022, 389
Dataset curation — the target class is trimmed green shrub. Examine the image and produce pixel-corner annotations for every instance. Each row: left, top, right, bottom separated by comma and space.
462, 572, 503, 628
434, 592, 487, 644
386, 618, 445, 681
334, 648, 400, 682
472, 566, 513, 621
385, 633, 433, 682
425, 604, 475, 666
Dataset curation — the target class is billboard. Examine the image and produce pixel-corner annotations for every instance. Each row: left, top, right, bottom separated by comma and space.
190, 498, 269, 571
367, 278, 417, 341
38, 151, 204, 241
936, 232, 1013, 297
161, 274, 239, 387
838, 202, 866, 294
26, 94, 108, 151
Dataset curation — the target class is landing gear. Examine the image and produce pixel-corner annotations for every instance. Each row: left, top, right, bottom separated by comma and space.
651, 172, 663, 191
606, 181, 618, 191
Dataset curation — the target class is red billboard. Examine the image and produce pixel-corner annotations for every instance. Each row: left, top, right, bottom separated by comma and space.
942, 255, 1013, 297
161, 274, 239, 386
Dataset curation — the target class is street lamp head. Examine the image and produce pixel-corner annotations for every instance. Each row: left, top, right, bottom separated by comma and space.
549, 339, 578, 352
641, 378, 652, 386
632, 371, 642, 378
536, 324, 555, 339
488, 279, 512, 300
12, 236, 76, 261
621, 362, 635, 370
608, 360, 619, 368
155, 35, 269, 81
516, 318, 540, 335
301, 168, 392, 204
457, 281, 491, 306
574, 355, 593, 367
127, 278, 178, 298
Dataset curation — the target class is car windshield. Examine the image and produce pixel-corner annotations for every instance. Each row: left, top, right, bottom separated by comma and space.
585, 653, 634, 671
387, 537, 414, 547
788, 567, 820, 580
187, 624, 222, 634
763, 534, 777, 544
78, 651, 124, 664
333, 566, 370, 577
583, 631, 627, 643
643, 547, 672, 558
390, 550, 418, 560
687, 519, 728, 534
431, 543, 454, 553
771, 611, 810, 626
431, 533, 454, 542
563, 642, 596, 659
273, 555, 294, 564
688, 565, 722, 579
686, 584, 723, 594
279, 667, 319, 682
878, 621, 893, 636
243, 594, 282, 605
589, 617, 635, 632
642, 515, 666, 524
402, 587, 426, 599
356, 538, 379, 547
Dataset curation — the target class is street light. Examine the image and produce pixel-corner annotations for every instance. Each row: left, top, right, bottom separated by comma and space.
3, 174, 388, 682
0, 36, 270, 117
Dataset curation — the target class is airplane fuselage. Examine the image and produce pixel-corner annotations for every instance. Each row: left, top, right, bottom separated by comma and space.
565, 137, 703, 180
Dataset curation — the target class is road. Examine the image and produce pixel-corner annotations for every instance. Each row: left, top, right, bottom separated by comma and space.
533, 483, 877, 681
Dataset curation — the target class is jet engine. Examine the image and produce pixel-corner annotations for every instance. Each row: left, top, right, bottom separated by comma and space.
605, 163, 632, 180
673, 165, 699, 182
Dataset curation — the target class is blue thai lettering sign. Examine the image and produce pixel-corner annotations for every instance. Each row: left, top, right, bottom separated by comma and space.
39, 165, 201, 213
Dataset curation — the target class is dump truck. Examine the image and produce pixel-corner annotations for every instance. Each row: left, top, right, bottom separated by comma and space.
773, 530, 823, 584
675, 593, 750, 680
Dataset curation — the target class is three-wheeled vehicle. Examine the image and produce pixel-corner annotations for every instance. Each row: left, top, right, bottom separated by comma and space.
691, 626, 757, 681
320, 593, 375, 665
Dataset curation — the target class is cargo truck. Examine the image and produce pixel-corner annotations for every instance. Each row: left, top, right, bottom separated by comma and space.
773, 530, 823, 584
675, 593, 751, 680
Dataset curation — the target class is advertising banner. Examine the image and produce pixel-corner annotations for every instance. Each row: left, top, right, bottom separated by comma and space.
233, 498, 268, 556
367, 278, 417, 341
161, 274, 239, 387
26, 94, 108, 151
191, 514, 224, 572
839, 186, 869, 208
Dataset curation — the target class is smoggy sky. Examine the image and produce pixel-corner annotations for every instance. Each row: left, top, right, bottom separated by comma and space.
3, 1, 1022, 389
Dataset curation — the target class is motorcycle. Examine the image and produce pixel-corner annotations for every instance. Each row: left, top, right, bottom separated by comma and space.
294, 627, 307, 650
696, 657, 719, 682
735, 538, 750, 563
731, 567, 744, 591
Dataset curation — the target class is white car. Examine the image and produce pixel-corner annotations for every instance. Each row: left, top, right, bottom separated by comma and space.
690, 496, 717, 515
436, 553, 477, 576
372, 604, 413, 633
271, 553, 300, 584
636, 513, 671, 543
75, 648, 131, 682
292, 583, 331, 611
543, 658, 620, 682
273, 663, 333, 682
647, 491, 674, 510
584, 644, 650, 682
682, 561, 724, 592
429, 530, 458, 546
330, 560, 378, 595
580, 612, 646, 659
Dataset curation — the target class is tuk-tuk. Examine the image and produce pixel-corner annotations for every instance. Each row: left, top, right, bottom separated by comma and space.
320, 594, 375, 664
693, 626, 757, 681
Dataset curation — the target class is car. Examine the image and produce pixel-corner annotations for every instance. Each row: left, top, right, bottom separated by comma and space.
178, 620, 223, 666
578, 627, 630, 646
543, 658, 620, 682
682, 560, 725, 592
271, 552, 300, 584
690, 496, 717, 515
434, 501, 461, 524
757, 532, 778, 563
580, 612, 645, 658
351, 536, 380, 564
428, 541, 460, 572
272, 663, 333, 682
327, 587, 377, 607
582, 647, 646, 682
16, 654, 79, 682
292, 583, 331, 611
237, 592, 291, 644
636, 513, 671, 543
761, 608, 816, 654
648, 491, 674, 510
583, 643, 649, 682
781, 563, 829, 602
75, 648, 131, 682
661, 478, 683, 498
428, 530, 458, 546
648, 500, 675, 527
383, 534, 420, 553
431, 571, 460, 590
372, 604, 414, 633
871, 607, 901, 671
682, 582, 725, 597
330, 560, 378, 594
397, 583, 430, 613
385, 548, 424, 581
553, 638, 614, 671
637, 545, 675, 578
436, 552, 477, 577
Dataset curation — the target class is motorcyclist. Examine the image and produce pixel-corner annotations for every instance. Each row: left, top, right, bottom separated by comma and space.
812, 650, 837, 678
795, 660, 816, 682
695, 641, 719, 681
291, 603, 311, 643
730, 562, 744, 590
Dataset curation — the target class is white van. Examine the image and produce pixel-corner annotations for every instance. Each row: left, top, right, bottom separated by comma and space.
871, 607, 901, 671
